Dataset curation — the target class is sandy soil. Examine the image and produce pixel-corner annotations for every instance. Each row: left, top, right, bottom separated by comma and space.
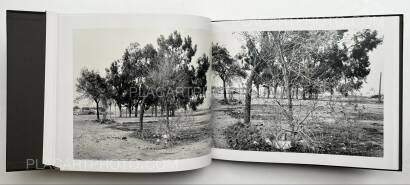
74, 110, 211, 161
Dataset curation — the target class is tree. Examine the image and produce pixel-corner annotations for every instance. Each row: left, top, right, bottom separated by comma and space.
237, 31, 343, 145
311, 40, 348, 96
76, 69, 107, 121
212, 43, 246, 102
189, 54, 210, 110
146, 55, 189, 130
338, 29, 383, 96
138, 43, 159, 123
156, 31, 201, 112
144, 31, 209, 131
236, 32, 276, 124
105, 60, 126, 117
262, 31, 341, 141
121, 46, 139, 118
117, 42, 158, 131
236, 29, 382, 144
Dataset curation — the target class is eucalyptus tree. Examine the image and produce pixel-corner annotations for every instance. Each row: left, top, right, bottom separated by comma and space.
105, 60, 126, 117
212, 43, 246, 102
143, 31, 209, 130
236, 32, 276, 124
189, 54, 210, 111
146, 53, 189, 129
76, 69, 107, 121
338, 29, 383, 96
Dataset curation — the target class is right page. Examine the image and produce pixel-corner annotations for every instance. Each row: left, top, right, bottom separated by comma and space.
211, 15, 402, 170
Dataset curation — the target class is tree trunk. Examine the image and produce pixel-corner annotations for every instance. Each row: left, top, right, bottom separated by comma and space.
134, 101, 139, 117
139, 99, 145, 132
222, 80, 227, 102
166, 103, 170, 130
295, 86, 299, 100
378, 72, 382, 103
281, 86, 285, 99
243, 71, 256, 124
109, 104, 112, 120
256, 84, 260, 98
95, 100, 100, 121
274, 84, 278, 98
285, 78, 295, 142
267, 86, 270, 98
128, 103, 132, 118
287, 85, 293, 111
117, 103, 122, 118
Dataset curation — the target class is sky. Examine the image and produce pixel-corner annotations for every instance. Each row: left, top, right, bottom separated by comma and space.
72, 20, 396, 108
212, 28, 392, 96
73, 28, 211, 107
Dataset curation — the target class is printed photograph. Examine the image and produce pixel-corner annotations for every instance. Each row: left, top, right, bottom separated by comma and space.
73, 29, 212, 161
212, 28, 386, 157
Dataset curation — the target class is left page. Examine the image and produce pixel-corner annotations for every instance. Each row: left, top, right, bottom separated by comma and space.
43, 13, 213, 172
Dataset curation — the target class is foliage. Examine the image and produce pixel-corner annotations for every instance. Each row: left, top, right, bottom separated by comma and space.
105, 60, 127, 117
233, 29, 383, 144
212, 43, 246, 102
225, 122, 274, 151
76, 69, 107, 120
77, 30, 210, 131
338, 29, 383, 95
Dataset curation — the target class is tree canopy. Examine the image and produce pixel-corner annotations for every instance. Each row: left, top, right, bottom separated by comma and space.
76, 69, 107, 120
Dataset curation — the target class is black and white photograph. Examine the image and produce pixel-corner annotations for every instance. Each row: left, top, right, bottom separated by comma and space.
72, 28, 212, 161
3, 0, 409, 183
211, 17, 398, 158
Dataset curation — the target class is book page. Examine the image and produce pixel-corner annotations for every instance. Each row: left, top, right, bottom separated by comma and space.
211, 15, 401, 170
44, 13, 213, 172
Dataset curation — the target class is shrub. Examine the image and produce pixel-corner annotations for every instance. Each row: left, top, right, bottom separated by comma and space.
225, 122, 274, 151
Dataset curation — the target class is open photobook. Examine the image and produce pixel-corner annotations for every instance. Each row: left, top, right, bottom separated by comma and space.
6, 10, 403, 172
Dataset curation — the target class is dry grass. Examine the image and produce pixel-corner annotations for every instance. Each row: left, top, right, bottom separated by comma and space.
212, 94, 384, 157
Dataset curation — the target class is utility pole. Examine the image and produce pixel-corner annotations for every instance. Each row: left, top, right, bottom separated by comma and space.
378, 72, 382, 103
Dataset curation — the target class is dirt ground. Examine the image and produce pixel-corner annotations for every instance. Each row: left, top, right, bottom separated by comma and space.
212, 93, 384, 157
74, 109, 211, 161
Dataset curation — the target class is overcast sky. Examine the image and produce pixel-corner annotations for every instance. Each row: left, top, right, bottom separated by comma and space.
73, 28, 211, 107
72, 23, 395, 107
212, 28, 392, 96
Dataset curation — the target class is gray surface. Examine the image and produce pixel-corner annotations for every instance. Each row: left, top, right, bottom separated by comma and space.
1, 0, 410, 184
6, 10, 46, 172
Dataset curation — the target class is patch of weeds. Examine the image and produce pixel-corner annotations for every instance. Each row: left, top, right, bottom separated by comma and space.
100, 119, 116, 124
311, 124, 383, 157
131, 115, 211, 148
225, 110, 243, 119
225, 122, 276, 151
352, 112, 383, 121
218, 99, 229, 105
